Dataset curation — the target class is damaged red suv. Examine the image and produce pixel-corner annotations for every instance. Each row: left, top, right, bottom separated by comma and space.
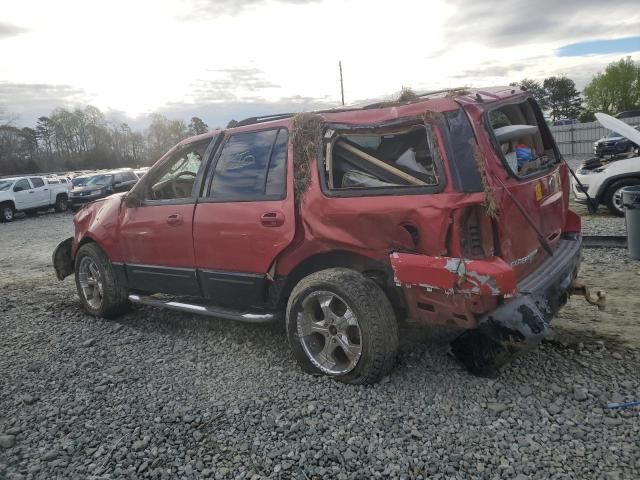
54, 87, 587, 384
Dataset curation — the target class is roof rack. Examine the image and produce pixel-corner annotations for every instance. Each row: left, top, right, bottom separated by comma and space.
233, 113, 295, 128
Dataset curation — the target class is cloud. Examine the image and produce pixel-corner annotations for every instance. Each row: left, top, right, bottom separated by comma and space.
183, 0, 321, 18
448, 0, 640, 46
187, 67, 281, 102
0, 82, 89, 125
0, 21, 26, 39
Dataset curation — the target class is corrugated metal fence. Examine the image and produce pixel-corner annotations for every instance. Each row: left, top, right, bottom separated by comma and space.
549, 116, 640, 157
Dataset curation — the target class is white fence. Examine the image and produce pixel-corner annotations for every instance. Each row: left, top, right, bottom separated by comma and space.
549, 116, 640, 157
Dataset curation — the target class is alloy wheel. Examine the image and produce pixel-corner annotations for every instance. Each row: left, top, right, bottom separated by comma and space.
613, 187, 626, 215
296, 291, 362, 375
78, 256, 104, 309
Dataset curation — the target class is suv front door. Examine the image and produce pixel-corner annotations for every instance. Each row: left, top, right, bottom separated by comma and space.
118, 139, 213, 296
192, 127, 295, 308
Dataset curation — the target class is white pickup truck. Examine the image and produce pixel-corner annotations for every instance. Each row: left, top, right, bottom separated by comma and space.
0, 176, 70, 222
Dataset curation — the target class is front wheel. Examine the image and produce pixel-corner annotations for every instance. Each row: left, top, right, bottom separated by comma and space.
74, 243, 129, 318
605, 179, 640, 216
286, 268, 399, 384
1, 203, 14, 222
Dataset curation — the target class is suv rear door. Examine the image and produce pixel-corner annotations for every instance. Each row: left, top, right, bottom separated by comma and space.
192, 127, 294, 308
466, 97, 567, 279
29, 177, 49, 207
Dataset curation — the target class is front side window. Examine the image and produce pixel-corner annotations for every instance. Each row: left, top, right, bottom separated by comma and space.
145, 140, 209, 201
208, 128, 288, 201
14, 179, 30, 191
323, 124, 440, 191
489, 99, 559, 177
30, 177, 45, 188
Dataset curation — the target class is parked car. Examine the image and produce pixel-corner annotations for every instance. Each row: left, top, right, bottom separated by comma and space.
574, 115, 640, 216
0, 176, 70, 221
68, 169, 138, 211
53, 87, 588, 384
615, 110, 640, 120
552, 119, 579, 126
592, 126, 640, 158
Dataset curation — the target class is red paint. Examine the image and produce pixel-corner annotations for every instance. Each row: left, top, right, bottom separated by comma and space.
68, 86, 580, 331
389, 252, 517, 296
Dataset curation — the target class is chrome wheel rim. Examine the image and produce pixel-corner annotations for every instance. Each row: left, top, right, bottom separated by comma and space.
3, 207, 12, 221
296, 291, 362, 375
78, 257, 104, 309
613, 187, 626, 214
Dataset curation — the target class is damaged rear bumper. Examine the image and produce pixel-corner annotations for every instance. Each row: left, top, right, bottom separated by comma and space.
53, 237, 74, 280
452, 235, 582, 374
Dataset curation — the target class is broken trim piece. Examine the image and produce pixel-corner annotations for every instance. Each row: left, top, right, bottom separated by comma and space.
389, 252, 517, 296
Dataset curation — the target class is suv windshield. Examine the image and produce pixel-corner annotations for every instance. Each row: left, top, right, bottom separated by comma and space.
0, 180, 15, 191
86, 174, 112, 186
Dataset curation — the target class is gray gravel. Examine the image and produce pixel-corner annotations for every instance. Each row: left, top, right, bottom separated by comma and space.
1, 211, 639, 479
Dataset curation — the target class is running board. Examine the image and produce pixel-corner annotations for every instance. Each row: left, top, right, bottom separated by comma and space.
128, 294, 276, 323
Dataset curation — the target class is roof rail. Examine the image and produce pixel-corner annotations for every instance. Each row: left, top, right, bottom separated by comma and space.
233, 113, 295, 128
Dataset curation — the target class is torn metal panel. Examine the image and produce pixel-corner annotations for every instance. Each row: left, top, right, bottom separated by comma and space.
389, 252, 517, 296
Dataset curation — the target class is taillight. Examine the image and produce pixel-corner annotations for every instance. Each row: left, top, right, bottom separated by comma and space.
461, 205, 495, 259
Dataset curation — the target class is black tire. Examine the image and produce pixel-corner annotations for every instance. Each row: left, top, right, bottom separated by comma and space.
286, 268, 399, 384
74, 243, 129, 318
0, 203, 14, 222
54, 195, 68, 212
604, 179, 640, 217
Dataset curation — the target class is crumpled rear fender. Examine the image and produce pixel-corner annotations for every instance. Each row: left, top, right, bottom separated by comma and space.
389, 252, 517, 296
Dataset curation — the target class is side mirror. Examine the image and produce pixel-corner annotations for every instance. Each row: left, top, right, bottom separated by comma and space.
14, 186, 23, 192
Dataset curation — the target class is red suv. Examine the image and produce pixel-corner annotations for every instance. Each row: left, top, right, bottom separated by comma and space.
53, 87, 584, 384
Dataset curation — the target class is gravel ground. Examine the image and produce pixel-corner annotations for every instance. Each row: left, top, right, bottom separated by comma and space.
1, 210, 639, 480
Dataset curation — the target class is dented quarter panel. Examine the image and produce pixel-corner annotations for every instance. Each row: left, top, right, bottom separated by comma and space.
71, 194, 125, 261
389, 252, 517, 296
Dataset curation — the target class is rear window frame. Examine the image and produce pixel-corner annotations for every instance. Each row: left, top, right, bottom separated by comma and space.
484, 97, 561, 181
317, 118, 447, 198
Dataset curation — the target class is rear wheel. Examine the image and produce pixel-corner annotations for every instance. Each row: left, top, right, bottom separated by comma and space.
286, 268, 398, 384
54, 195, 68, 212
605, 179, 640, 216
74, 243, 129, 318
1, 203, 14, 222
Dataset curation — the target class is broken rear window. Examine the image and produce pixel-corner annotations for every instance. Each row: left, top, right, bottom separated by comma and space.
322, 124, 441, 193
488, 99, 559, 178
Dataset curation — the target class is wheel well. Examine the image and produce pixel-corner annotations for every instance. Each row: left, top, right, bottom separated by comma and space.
599, 176, 640, 202
1, 200, 15, 210
56, 192, 68, 200
273, 251, 404, 315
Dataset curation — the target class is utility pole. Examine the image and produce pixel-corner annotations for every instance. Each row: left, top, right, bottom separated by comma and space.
339, 61, 345, 106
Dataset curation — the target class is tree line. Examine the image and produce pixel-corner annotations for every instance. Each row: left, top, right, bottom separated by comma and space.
0, 106, 208, 176
2, 57, 639, 175
513, 57, 640, 123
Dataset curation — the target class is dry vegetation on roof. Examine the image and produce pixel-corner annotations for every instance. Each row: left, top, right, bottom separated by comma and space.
291, 113, 323, 204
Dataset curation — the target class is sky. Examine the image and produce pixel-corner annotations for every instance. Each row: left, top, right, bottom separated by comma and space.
1, 0, 640, 129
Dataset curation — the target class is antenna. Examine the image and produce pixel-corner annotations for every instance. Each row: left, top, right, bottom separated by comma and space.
339, 61, 345, 106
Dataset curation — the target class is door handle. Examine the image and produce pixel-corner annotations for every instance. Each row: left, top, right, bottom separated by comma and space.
28, 191, 34, 194
43, 188, 48, 191
166, 213, 183, 226
260, 211, 285, 227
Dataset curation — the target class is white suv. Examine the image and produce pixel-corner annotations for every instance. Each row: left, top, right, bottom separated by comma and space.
0, 176, 70, 222
572, 114, 640, 216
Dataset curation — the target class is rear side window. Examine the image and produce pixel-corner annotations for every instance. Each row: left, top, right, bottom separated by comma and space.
488, 99, 559, 177
30, 177, 44, 188
323, 124, 440, 193
208, 128, 288, 201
